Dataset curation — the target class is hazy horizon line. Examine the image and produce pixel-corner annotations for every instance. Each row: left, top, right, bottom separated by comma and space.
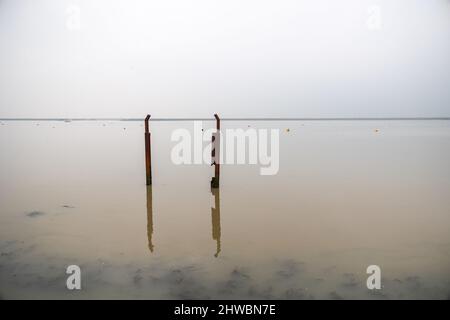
1, 117, 449, 122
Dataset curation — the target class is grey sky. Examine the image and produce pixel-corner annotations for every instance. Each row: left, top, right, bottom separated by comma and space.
0, 0, 449, 118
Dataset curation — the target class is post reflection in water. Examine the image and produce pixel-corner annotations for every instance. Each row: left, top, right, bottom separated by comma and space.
145, 186, 221, 256
146, 186, 154, 253
211, 188, 221, 257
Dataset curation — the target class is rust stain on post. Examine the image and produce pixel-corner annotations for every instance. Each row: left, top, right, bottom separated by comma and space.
145, 115, 152, 185
211, 114, 220, 188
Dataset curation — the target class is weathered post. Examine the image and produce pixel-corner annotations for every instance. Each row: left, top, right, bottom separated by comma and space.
211, 114, 220, 188
144, 115, 152, 185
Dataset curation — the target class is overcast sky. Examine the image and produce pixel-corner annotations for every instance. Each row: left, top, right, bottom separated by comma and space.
0, 0, 449, 118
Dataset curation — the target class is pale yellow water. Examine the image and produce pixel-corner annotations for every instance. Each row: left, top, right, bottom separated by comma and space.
0, 120, 449, 299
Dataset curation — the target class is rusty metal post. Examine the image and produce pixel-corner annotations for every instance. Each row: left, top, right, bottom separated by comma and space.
145, 115, 152, 185
211, 114, 220, 188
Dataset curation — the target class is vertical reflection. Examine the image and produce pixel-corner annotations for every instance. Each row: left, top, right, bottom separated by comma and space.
146, 186, 154, 253
211, 188, 221, 257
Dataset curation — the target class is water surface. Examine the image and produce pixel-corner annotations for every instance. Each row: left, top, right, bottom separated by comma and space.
0, 120, 449, 299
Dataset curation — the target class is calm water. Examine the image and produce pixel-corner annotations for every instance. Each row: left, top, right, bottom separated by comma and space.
0, 120, 449, 299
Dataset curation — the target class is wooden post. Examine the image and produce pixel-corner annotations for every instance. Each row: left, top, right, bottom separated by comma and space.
211, 114, 220, 188
145, 115, 152, 185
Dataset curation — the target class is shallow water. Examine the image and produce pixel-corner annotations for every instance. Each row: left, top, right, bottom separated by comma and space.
0, 120, 449, 299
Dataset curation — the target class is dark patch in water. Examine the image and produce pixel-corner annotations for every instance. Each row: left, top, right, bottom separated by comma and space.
341, 273, 358, 287
276, 259, 304, 279
329, 291, 343, 300
230, 268, 250, 281
217, 268, 251, 295
26, 211, 45, 218
155, 265, 209, 299
166, 271, 208, 299
167, 269, 187, 285
61, 205, 75, 209
0, 252, 13, 257
133, 269, 142, 286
